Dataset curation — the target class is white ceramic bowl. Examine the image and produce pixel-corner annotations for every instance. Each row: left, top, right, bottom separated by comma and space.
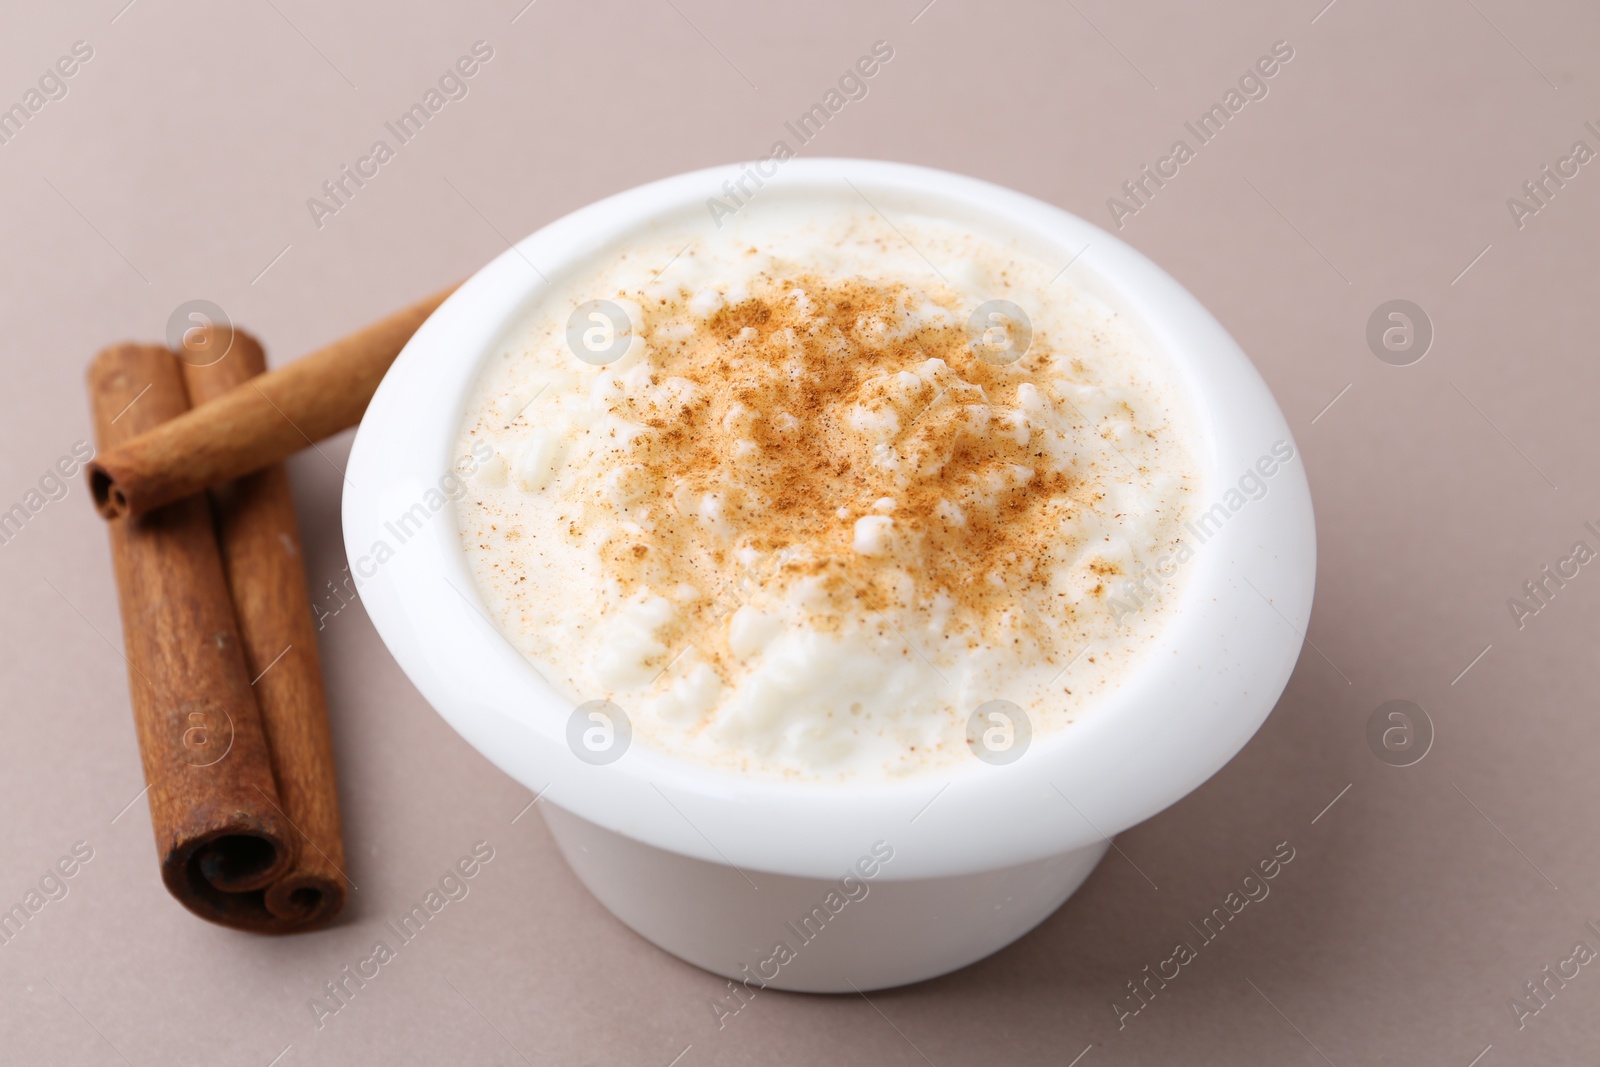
343, 159, 1315, 992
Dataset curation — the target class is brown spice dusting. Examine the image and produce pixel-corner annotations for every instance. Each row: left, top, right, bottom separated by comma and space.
589, 273, 1102, 647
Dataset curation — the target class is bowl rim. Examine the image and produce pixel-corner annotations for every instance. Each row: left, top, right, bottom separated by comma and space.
343, 158, 1316, 880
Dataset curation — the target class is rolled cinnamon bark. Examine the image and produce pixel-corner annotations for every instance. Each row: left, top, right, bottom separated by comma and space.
88, 285, 457, 520
89, 343, 298, 930
182, 327, 349, 932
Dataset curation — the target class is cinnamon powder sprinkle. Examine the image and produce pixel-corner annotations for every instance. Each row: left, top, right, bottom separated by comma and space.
583, 273, 1117, 657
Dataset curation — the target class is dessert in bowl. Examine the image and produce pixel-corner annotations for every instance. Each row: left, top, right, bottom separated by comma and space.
344, 158, 1315, 991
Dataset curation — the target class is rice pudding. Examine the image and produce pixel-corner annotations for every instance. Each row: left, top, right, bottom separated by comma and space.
455, 207, 1199, 780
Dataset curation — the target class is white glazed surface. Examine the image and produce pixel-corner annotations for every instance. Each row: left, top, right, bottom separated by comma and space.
540, 803, 1112, 993
343, 159, 1316, 883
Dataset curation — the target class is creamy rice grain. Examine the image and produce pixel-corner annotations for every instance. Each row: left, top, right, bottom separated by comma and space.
457, 211, 1199, 781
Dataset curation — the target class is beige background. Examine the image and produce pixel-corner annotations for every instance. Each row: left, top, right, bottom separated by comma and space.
2, 0, 1597, 1063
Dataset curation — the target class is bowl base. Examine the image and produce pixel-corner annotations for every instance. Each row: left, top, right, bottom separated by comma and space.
542, 802, 1110, 993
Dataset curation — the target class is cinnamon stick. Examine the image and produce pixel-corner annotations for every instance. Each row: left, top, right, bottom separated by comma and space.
89, 343, 298, 931
182, 327, 348, 932
88, 285, 457, 520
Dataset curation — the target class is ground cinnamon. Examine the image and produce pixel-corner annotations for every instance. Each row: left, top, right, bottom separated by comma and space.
88, 343, 299, 931
182, 327, 349, 931
88, 285, 457, 519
